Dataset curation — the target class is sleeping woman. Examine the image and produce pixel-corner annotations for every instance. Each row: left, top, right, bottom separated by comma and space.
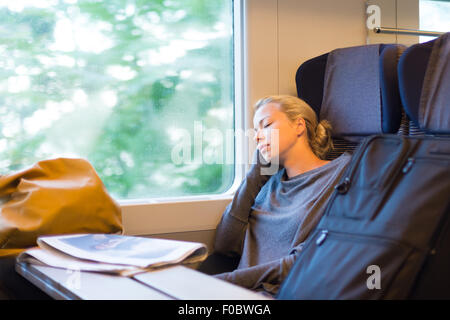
198, 95, 352, 296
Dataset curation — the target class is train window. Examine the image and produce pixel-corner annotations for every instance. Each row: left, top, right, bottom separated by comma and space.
0, 0, 235, 200
419, 0, 450, 42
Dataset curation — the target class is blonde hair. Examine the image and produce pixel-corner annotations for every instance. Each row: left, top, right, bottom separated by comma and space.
254, 95, 333, 160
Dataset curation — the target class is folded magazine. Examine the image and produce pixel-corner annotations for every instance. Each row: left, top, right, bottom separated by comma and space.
17, 234, 208, 276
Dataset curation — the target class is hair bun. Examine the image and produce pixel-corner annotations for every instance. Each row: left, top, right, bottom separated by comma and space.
311, 120, 334, 160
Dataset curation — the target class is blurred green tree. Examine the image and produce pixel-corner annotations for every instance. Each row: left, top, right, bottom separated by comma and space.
0, 0, 234, 199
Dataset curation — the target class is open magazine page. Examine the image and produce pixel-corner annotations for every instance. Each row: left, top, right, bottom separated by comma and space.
37, 234, 208, 268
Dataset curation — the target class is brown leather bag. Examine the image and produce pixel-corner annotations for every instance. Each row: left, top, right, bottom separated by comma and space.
0, 158, 123, 249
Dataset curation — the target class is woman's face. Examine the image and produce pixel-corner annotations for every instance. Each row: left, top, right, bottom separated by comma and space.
253, 102, 304, 162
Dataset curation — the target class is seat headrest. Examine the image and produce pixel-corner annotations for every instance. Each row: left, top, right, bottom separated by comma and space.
295, 52, 328, 116
398, 32, 450, 134
296, 44, 405, 141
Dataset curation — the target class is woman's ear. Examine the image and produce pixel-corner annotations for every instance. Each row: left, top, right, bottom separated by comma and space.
295, 118, 306, 137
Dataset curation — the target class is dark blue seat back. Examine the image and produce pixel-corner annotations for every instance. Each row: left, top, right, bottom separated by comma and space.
398, 33, 450, 135
295, 52, 328, 117
296, 44, 405, 159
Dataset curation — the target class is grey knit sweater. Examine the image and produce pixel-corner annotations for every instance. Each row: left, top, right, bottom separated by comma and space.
213, 152, 352, 295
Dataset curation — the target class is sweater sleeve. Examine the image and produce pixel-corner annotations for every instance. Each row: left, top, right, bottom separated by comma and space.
213, 244, 303, 296
213, 151, 273, 257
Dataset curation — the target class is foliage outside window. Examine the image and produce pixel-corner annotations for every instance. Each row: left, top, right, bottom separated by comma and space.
0, 0, 235, 200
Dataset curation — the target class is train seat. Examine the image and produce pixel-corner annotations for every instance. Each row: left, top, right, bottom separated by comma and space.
398, 32, 450, 135
296, 43, 406, 159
